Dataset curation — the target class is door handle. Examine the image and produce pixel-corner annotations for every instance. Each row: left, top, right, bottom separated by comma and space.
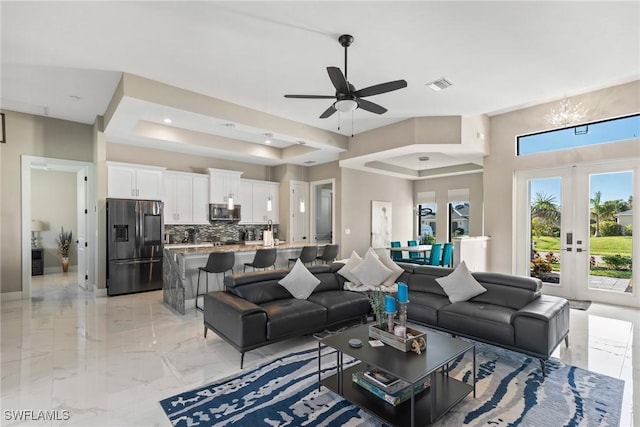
576, 248, 583, 253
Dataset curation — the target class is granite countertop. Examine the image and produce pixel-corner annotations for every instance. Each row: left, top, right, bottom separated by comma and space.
166, 241, 316, 255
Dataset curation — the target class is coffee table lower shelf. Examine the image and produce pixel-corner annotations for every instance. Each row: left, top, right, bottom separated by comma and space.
321, 362, 473, 427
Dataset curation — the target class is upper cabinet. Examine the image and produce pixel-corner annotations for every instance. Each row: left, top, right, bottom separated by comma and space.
240, 179, 279, 224
208, 168, 243, 204
163, 171, 209, 225
107, 162, 165, 200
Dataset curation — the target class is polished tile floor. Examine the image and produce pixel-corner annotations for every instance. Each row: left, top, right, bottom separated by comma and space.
1, 273, 637, 426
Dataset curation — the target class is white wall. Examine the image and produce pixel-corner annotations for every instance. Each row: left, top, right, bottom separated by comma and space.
31, 169, 78, 270
340, 168, 413, 258
484, 80, 640, 274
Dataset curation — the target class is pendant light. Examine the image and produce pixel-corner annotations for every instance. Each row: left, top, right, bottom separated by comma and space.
227, 193, 234, 210
299, 197, 305, 213
266, 164, 273, 211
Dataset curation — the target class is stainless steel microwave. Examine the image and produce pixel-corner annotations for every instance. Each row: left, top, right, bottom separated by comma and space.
209, 204, 241, 221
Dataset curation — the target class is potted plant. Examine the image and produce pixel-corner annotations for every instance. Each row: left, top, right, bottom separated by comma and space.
57, 227, 73, 273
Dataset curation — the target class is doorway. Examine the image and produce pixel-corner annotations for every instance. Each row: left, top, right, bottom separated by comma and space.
310, 179, 335, 244
515, 159, 638, 307
21, 156, 95, 299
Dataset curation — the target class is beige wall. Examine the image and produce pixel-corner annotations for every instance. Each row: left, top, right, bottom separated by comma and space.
273, 164, 309, 241
485, 80, 640, 274
309, 161, 342, 249
340, 168, 413, 258
414, 172, 484, 240
31, 170, 78, 270
0, 110, 93, 294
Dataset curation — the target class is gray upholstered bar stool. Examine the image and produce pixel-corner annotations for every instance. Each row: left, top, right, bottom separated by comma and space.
316, 244, 339, 264
196, 252, 235, 311
288, 245, 318, 267
243, 247, 277, 272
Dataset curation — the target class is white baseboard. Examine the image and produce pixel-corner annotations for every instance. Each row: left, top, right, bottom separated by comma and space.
44, 266, 78, 274
94, 288, 108, 297
0, 291, 23, 301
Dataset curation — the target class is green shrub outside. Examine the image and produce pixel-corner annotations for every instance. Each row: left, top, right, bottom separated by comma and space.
599, 221, 624, 236
625, 225, 632, 236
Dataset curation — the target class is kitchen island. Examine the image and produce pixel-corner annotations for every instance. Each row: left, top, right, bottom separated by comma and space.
163, 242, 327, 314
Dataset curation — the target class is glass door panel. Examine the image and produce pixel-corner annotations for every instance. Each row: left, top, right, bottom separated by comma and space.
529, 177, 563, 287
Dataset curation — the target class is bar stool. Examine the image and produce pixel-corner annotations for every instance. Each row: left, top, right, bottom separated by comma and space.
196, 252, 235, 311
244, 248, 277, 272
316, 244, 339, 264
288, 245, 318, 267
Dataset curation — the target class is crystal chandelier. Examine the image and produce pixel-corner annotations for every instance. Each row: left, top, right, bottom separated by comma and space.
545, 98, 588, 127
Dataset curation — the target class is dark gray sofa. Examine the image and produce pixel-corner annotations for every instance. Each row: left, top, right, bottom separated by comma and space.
203, 264, 370, 368
398, 264, 570, 373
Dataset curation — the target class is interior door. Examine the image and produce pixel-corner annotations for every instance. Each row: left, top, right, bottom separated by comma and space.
76, 169, 88, 289
516, 160, 638, 307
289, 181, 308, 243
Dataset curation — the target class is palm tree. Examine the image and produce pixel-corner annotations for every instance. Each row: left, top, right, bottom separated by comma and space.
531, 192, 560, 236
590, 191, 604, 237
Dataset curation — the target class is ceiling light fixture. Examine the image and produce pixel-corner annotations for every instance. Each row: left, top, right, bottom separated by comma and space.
163, 118, 172, 124
545, 98, 588, 127
334, 99, 358, 113
264, 132, 273, 144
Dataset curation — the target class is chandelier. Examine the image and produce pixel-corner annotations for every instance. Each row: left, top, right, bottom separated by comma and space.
545, 98, 588, 127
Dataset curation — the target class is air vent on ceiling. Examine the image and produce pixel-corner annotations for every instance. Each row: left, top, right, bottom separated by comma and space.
304, 160, 316, 165
427, 78, 453, 92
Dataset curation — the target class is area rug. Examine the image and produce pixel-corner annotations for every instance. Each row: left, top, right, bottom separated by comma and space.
159, 340, 624, 427
569, 299, 592, 311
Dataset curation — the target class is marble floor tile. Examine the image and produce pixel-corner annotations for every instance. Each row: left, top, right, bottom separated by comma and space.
1, 272, 638, 426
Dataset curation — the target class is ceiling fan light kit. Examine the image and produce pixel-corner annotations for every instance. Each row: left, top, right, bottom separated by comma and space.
284, 34, 407, 119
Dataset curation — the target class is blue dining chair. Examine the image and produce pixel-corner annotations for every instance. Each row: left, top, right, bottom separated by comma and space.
441, 242, 454, 267
407, 240, 426, 264
428, 243, 443, 266
390, 241, 403, 262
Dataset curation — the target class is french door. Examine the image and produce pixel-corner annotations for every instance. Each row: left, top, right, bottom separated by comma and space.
515, 159, 639, 307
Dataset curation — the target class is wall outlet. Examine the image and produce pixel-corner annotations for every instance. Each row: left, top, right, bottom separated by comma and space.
345, 228, 351, 235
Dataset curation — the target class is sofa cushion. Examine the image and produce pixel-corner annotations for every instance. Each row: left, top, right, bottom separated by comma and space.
261, 299, 326, 340
308, 291, 371, 324
438, 302, 515, 346
337, 251, 363, 285
406, 292, 451, 326
406, 266, 449, 296
351, 249, 393, 287
471, 273, 541, 310
278, 259, 321, 299
378, 252, 404, 287
436, 261, 487, 303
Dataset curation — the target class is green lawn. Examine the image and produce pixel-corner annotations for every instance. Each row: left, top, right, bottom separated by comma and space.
532, 235, 632, 256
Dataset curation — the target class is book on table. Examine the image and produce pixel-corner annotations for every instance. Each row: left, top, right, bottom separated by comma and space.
352, 371, 431, 407
363, 368, 402, 391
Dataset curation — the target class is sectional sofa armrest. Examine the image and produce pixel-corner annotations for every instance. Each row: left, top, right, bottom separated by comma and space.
511, 295, 570, 358
203, 292, 268, 351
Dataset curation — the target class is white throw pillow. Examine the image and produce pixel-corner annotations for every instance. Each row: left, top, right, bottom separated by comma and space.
337, 251, 363, 286
351, 249, 393, 287
278, 259, 321, 299
435, 261, 487, 303
378, 252, 405, 287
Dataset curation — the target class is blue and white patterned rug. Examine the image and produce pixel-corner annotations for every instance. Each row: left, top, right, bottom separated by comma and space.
160, 340, 624, 426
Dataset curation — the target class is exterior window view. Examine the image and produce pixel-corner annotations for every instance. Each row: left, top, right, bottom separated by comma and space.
1, 2, 638, 427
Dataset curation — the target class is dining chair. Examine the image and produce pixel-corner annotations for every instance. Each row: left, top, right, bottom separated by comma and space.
244, 248, 277, 272
288, 245, 318, 267
407, 240, 425, 264
428, 243, 443, 266
441, 242, 454, 267
196, 252, 235, 311
390, 241, 403, 262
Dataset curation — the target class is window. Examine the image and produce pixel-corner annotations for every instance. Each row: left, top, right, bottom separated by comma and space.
448, 201, 469, 241
416, 203, 436, 243
517, 114, 639, 156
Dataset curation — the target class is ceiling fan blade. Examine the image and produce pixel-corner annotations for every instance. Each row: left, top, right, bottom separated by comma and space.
357, 98, 387, 115
353, 79, 407, 98
284, 94, 336, 99
319, 105, 337, 119
327, 67, 349, 94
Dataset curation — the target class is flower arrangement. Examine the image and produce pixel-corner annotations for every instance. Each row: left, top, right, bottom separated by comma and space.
57, 227, 73, 259
367, 289, 385, 324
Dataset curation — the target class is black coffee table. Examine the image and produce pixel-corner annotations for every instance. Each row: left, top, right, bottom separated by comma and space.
319, 324, 475, 427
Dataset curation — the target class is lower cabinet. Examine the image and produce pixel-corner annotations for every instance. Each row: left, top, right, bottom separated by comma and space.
31, 248, 44, 276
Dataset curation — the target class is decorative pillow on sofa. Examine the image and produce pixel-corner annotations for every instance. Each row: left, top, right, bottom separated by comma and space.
435, 260, 487, 303
278, 259, 321, 299
337, 251, 363, 286
351, 249, 393, 287
378, 251, 404, 287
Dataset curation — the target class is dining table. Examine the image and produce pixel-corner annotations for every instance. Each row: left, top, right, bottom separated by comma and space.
389, 244, 432, 260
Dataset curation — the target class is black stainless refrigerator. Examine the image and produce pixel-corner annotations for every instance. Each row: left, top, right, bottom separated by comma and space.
106, 198, 164, 296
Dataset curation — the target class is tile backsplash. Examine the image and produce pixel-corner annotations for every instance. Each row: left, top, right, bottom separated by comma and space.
165, 223, 279, 244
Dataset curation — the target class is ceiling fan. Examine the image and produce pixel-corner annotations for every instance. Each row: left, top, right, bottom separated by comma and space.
284, 34, 407, 119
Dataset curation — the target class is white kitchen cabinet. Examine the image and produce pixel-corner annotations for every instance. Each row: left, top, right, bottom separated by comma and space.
208, 168, 243, 204
107, 162, 165, 200
192, 175, 209, 223
240, 179, 279, 224
163, 171, 209, 224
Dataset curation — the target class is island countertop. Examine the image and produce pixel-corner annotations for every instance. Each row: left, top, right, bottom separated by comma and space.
165, 241, 317, 255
